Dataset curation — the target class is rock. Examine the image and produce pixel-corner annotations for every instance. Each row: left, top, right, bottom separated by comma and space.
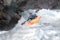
0, 0, 27, 31
24, 0, 59, 9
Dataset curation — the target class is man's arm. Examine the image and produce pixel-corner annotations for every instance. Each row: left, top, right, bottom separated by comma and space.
27, 17, 30, 21
34, 14, 37, 17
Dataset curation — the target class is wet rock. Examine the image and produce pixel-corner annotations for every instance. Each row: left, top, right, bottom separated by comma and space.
24, 0, 59, 9
0, 0, 28, 31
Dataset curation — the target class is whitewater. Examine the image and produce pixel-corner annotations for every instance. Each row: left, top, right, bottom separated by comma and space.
0, 9, 60, 40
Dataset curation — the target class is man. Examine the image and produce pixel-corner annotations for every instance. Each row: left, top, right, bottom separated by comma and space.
21, 13, 37, 25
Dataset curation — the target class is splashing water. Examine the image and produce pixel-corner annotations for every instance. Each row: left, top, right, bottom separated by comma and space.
0, 9, 60, 40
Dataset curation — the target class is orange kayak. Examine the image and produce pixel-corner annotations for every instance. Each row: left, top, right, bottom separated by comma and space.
27, 16, 41, 25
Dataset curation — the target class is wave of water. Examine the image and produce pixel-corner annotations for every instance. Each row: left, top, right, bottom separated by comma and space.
0, 9, 60, 40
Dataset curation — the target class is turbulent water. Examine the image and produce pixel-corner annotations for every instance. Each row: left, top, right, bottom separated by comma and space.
0, 9, 60, 40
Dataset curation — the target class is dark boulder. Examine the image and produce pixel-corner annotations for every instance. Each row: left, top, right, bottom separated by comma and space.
0, 0, 28, 31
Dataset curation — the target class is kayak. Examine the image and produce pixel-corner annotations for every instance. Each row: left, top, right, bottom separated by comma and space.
27, 16, 41, 25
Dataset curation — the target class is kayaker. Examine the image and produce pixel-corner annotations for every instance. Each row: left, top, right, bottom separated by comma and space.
21, 13, 37, 25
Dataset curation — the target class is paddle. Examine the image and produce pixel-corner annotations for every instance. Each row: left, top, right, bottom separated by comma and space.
21, 21, 26, 25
